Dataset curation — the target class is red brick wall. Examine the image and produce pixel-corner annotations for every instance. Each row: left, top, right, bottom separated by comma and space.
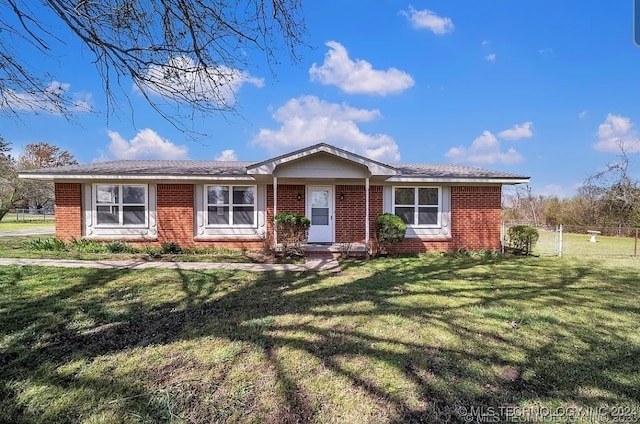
54, 183, 83, 241
156, 184, 194, 246
155, 184, 264, 249
334, 185, 383, 243
265, 184, 305, 247
390, 185, 502, 253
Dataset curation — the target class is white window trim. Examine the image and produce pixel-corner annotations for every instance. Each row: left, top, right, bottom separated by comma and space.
392, 186, 442, 228
204, 184, 258, 228
93, 184, 149, 228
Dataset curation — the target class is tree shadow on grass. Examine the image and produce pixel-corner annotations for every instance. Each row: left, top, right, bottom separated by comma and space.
1, 256, 639, 422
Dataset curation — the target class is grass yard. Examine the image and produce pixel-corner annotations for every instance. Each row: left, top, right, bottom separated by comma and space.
1, 255, 639, 423
535, 230, 640, 258
0, 236, 277, 263
0, 214, 55, 232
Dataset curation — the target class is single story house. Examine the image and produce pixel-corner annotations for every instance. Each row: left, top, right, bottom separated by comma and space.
19, 143, 529, 253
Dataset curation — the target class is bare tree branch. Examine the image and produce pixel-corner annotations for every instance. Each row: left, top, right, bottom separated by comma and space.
0, 0, 307, 131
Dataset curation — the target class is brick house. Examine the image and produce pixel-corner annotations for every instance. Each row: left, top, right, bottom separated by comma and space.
19, 143, 529, 253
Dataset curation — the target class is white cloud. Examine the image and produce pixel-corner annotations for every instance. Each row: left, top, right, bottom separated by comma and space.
578, 111, 588, 119
140, 56, 263, 107
309, 41, 414, 96
1, 81, 93, 115
103, 128, 188, 160
485, 54, 496, 63
481, 40, 490, 46
498, 122, 534, 140
252, 95, 400, 162
538, 184, 567, 198
446, 130, 523, 165
400, 6, 454, 34
538, 47, 553, 55
215, 149, 238, 161
594, 114, 640, 152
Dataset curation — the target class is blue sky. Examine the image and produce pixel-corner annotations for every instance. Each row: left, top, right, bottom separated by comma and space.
2, 0, 640, 197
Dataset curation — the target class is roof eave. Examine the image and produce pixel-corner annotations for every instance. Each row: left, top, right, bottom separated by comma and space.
18, 173, 255, 181
385, 176, 530, 184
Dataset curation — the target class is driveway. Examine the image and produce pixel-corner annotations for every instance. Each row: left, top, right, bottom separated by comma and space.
0, 228, 55, 237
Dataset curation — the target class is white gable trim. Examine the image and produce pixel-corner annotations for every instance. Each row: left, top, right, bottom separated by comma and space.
246, 143, 397, 177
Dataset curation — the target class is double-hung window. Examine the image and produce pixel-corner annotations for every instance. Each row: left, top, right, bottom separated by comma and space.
394, 187, 440, 226
206, 185, 256, 227
95, 184, 147, 227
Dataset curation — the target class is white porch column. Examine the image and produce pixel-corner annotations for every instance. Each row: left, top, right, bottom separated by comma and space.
273, 176, 278, 251
365, 176, 370, 249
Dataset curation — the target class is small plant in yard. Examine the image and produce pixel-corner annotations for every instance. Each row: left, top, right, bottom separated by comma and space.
274, 211, 310, 257
506, 225, 539, 255
373, 213, 407, 257
105, 240, 136, 253
69, 238, 108, 253
160, 242, 183, 254
26, 237, 67, 251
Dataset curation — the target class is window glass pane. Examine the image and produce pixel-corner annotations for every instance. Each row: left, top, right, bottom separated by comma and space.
395, 207, 414, 225
97, 205, 119, 225
123, 186, 145, 204
311, 190, 329, 208
123, 206, 146, 225
97, 185, 118, 204
233, 186, 254, 205
207, 206, 229, 225
207, 186, 229, 205
311, 208, 329, 225
394, 188, 414, 205
418, 188, 438, 205
418, 207, 438, 225
233, 206, 254, 225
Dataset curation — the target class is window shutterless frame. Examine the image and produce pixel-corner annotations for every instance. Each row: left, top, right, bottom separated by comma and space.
392, 186, 441, 227
204, 185, 257, 228
93, 184, 148, 228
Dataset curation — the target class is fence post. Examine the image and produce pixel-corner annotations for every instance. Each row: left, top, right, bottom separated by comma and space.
635, 228, 638, 258
557, 224, 563, 257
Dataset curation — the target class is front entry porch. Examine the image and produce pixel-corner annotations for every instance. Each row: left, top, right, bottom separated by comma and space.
304, 242, 368, 258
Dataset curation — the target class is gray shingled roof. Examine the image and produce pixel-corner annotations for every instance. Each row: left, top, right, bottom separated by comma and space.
22, 160, 254, 176
20, 159, 528, 180
393, 163, 526, 179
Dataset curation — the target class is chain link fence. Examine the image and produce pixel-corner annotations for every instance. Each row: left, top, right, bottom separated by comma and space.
503, 222, 640, 258
12, 208, 55, 222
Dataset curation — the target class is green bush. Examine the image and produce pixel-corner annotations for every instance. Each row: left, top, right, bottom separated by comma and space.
506, 225, 539, 255
274, 211, 311, 257
26, 237, 67, 251
160, 242, 182, 254
374, 213, 407, 256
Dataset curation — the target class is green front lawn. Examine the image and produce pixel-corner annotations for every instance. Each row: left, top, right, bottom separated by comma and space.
1, 256, 639, 423
0, 214, 55, 232
0, 236, 276, 263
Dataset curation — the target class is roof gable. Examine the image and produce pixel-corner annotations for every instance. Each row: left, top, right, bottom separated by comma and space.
246, 143, 397, 176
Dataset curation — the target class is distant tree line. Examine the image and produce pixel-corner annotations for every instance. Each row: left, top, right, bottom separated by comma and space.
503, 145, 640, 236
0, 136, 77, 220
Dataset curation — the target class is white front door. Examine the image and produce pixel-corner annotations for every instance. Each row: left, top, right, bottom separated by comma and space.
307, 186, 333, 243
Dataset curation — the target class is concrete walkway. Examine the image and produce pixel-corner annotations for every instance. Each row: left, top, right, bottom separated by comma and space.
0, 257, 342, 272
0, 228, 55, 237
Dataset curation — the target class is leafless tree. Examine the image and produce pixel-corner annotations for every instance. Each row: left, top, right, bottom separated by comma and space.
0, 136, 24, 220
18, 142, 78, 209
0, 0, 306, 128
583, 141, 640, 233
